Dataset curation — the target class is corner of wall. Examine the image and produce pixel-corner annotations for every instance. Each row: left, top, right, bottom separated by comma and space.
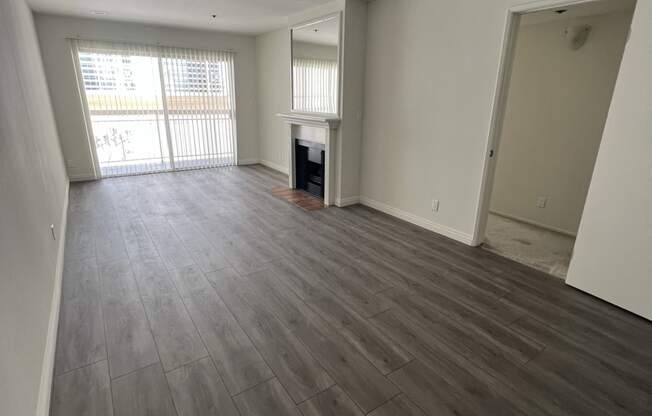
238, 158, 260, 166
336, 0, 367, 202
335, 195, 360, 207
68, 173, 95, 182
259, 159, 290, 175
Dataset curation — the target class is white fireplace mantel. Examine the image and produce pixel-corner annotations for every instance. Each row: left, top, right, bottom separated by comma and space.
277, 112, 341, 130
277, 112, 340, 206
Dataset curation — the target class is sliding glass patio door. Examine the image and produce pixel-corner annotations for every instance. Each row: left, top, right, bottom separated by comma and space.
72, 39, 237, 177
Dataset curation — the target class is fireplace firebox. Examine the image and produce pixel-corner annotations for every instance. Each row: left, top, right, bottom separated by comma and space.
295, 139, 325, 198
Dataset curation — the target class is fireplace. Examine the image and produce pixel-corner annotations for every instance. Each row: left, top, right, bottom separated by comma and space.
277, 112, 339, 205
294, 139, 325, 198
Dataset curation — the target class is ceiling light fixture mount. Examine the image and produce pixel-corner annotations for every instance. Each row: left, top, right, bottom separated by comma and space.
90, 10, 108, 15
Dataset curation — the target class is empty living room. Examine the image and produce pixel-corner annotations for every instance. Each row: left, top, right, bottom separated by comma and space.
1, 0, 651, 415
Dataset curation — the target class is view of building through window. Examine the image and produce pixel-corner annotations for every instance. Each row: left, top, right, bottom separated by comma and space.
74, 41, 237, 177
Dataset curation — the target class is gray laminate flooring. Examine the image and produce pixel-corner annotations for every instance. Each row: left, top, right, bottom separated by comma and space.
51, 165, 652, 416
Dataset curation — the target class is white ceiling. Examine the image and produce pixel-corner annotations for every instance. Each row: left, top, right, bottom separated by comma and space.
27, 0, 335, 34
521, 0, 636, 26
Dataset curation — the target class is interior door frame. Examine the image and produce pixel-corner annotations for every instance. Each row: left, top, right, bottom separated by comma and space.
470, 0, 612, 246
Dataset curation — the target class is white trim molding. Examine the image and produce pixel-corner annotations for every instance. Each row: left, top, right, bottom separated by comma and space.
68, 173, 95, 182
490, 210, 577, 237
238, 158, 260, 166
277, 112, 341, 129
336, 195, 360, 207
359, 196, 474, 246
259, 159, 290, 175
237, 159, 292, 175
509, 0, 599, 14
36, 182, 69, 416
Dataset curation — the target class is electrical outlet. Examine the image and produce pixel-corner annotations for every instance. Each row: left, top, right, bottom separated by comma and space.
537, 196, 548, 208
432, 199, 440, 212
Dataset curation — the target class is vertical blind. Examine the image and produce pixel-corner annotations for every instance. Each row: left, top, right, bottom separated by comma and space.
72, 39, 237, 177
293, 58, 338, 114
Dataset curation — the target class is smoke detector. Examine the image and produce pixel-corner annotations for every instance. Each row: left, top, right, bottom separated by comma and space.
564, 25, 592, 50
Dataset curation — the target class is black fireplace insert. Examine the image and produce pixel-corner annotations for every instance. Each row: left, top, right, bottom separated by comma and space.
295, 139, 325, 199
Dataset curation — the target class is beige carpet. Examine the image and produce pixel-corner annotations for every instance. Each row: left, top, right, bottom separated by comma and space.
482, 213, 575, 279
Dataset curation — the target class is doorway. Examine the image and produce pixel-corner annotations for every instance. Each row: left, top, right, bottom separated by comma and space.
474, 0, 635, 278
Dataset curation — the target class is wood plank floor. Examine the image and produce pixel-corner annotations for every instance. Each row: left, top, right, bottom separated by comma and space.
50, 165, 652, 416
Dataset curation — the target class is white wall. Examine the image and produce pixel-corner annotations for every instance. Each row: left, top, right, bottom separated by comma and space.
566, 1, 652, 321
490, 12, 631, 235
0, 1, 69, 415
255, 0, 367, 205
256, 28, 291, 172
337, 0, 367, 202
34, 13, 260, 180
358, 0, 650, 319
357, 0, 634, 245
360, 0, 520, 243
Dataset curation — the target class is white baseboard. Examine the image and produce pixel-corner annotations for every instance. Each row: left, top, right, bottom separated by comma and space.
336, 195, 360, 207
35, 182, 69, 416
238, 158, 290, 175
259, 159, 289, 175
489, 209, 577, 237
68, 173, 95, 182
238, 158, 260, 166
359, 196, 474, 246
